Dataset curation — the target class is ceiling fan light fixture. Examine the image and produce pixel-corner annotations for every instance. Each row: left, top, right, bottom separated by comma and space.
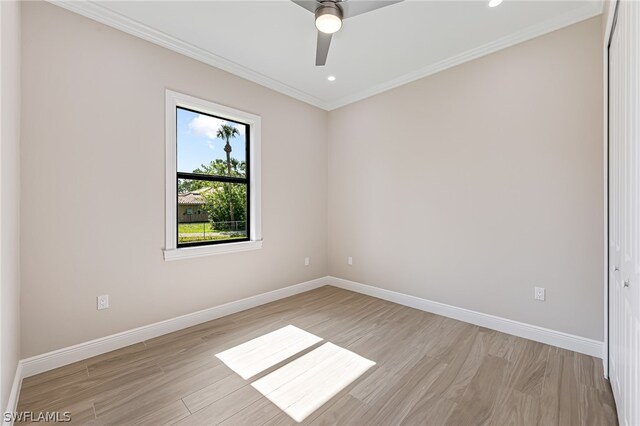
315, 3, 343, 34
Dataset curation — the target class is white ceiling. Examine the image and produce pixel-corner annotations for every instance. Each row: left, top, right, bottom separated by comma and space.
54, 0, 602, 110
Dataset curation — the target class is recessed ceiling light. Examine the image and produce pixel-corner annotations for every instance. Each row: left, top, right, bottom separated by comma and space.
488, 0, 503, 7
327, 75, 336, 82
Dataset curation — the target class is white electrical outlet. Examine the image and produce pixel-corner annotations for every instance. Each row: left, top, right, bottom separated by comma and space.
348, 256, 353, 266
97, 294, 109, 310
304, 257, 310, 266
534, 287, 545, 301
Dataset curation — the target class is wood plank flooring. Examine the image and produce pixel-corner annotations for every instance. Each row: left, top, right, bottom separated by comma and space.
16, 286, 618, 425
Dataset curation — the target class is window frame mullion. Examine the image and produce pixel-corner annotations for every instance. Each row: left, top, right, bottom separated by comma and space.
176, 172, 248, 185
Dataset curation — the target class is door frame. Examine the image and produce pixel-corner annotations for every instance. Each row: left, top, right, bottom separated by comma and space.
603, 0, 619, 379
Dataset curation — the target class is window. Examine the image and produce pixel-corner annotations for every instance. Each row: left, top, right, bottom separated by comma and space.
164, 90, 262, 260
176, 106, 250, 246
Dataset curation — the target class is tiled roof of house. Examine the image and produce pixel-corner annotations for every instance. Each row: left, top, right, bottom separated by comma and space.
178, 192, 204, 205
178, 187, 214, 205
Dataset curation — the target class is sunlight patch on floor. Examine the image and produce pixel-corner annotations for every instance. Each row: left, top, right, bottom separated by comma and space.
215, 324, 323, 379
252, 342, 376, 422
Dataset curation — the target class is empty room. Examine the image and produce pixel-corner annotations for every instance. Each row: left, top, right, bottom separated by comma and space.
1, 0, 638, 425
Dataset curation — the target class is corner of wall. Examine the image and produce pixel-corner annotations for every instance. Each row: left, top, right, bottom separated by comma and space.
1, 0, 22, 419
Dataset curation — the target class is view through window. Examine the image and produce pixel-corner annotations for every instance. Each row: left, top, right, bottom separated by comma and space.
176, 106, 249, 247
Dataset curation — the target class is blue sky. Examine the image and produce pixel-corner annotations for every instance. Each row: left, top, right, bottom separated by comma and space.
177, 107, 247, 174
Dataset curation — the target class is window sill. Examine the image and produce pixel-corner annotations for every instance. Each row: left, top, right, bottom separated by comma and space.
163, 240, 263, 261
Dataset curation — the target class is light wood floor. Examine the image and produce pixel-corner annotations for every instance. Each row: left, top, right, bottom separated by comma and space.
17, 286, 617, 425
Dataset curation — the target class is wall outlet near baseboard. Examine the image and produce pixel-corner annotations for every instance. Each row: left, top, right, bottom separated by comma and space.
304, 257, 310, 266
348, 256, 353, 266
534, 287, 545, 301
97, 295, 109, 310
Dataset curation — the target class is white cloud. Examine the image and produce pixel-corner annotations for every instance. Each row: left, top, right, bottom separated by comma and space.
188, 114, 245, 145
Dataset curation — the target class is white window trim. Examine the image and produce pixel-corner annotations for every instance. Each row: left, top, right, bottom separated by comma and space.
163, 89, 262, 261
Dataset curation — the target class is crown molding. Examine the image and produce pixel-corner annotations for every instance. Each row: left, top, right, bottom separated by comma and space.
326, 1, 603, 110
49, 1, 601, 112
48, 0, 331, 110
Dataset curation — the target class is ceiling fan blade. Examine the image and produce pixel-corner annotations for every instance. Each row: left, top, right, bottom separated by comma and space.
316, 31, 333, 66
341, 0, 403, 19
291, 0, 319, 14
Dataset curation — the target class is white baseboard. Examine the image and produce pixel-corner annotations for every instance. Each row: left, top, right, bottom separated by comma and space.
327, 276, 604, 359
20, 277, 328, 378
2, 362, 23, 426
15, 273, 603, 392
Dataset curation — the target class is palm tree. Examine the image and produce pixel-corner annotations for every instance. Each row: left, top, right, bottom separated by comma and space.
216, 124, 240, 175
216, 124, 240, 225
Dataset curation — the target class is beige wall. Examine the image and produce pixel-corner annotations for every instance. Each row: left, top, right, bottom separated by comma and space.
327, 17, 604, 340
20, 2, 328, 357
1, 0, 21, 411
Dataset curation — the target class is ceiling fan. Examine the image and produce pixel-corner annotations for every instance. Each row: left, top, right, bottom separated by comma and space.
291, 0, 404, 66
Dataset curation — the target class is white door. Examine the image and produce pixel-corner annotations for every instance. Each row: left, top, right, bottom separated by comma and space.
608, 2, 640, 425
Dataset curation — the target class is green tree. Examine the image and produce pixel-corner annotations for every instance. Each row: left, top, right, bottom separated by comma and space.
184, 159, 247, 232
216, 124, 240, 223
203, 182, 246, 232
196, 157, 245, 178
178, 179, 206, 193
